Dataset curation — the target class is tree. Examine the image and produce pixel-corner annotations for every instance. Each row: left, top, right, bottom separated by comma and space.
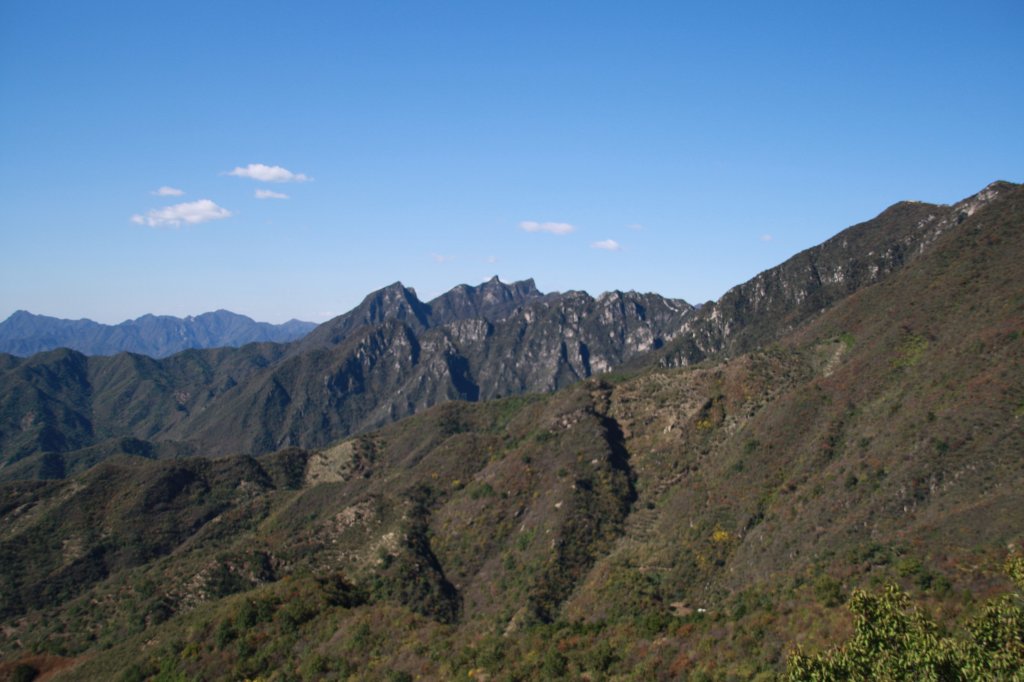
787, 556, 1024, 681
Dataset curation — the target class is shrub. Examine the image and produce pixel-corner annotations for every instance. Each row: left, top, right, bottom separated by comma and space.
813, 575, 845, 608
788, 556, 1024, 680
10, 664, 39, 682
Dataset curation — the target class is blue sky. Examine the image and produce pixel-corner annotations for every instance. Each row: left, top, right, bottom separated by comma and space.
1, 1, 1021, 324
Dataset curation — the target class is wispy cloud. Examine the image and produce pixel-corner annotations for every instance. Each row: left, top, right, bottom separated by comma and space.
432, 253, 455, 264
486, 255, 498, 264
227, 163, 311, 183
151, 186, 184, 196
520, 220, 574, 235
760, 234, 774, 242
591, 239, 622, 251
627, 223, 643, 231
255, 189, 289, 200
131, 199, 232, 228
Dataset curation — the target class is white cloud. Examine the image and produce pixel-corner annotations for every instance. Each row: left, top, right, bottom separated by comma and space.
591, 239, 622, 251
255, 189, 289, 200
152, 186, 184, 196
226, 163, 310, 183
760, 234, 774, 242
486, 255, 498, 264
520, 220, 574, 235
627, 223, 643, 231
432, 253, 455, 264
131, 199, 232, 228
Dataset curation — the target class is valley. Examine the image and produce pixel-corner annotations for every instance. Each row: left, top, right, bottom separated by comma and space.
0, 181, 1021, 680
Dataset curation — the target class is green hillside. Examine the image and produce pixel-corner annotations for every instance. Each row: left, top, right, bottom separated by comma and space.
4, 186, 1012, 477
0, 182, 1021, 680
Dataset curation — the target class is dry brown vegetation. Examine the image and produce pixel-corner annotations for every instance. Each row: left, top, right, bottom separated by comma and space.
0, 183, 1021, 680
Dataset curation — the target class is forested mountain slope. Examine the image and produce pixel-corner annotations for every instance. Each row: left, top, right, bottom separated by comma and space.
0, 181, 1020, 680
3, 183, 1014, 480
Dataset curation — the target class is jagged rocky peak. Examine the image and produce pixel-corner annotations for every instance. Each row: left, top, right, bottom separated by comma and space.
360, 282, 428, 325
560, 290, 595, 305
597, 289, 692, 313
486, 274, 539, 294
300, 282, 431, 349
477, 275, 542, 306
428, 276, 545, 324
654, 180, 1023, 369
874, 181, 1013, 226
953, 180, 1014, 218
300, 277, 545, 351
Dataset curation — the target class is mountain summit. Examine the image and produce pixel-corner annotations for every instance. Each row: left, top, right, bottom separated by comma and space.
0, 181, 1020, 680
0, 183, 1018, 476
297, 277, 544, 351
427, 276, 544, 324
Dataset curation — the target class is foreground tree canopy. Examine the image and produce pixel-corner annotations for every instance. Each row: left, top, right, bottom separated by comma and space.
788, 556, 1024, 681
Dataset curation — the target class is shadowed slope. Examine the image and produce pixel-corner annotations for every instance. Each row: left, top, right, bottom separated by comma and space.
0, 183, 1020, 680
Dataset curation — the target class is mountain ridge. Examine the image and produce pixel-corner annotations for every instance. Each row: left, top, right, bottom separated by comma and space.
0, 182, 1017, 478
295, 275, 546, 351
0, 278, 693, 470
647, 179, 1016, 367
0, 179, 1020, 679
0, 309, 317, 359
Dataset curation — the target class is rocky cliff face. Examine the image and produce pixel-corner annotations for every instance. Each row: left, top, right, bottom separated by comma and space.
297, 276, 546, 353
467, 289, 692, 396
655, 181, 1016, 366
0, 182, 1018, 474
149, 285, 693, 455
296, 283, 433, 350
3, 179, 1021, 679
426, 275, 546, 325
0, 279, 692, 467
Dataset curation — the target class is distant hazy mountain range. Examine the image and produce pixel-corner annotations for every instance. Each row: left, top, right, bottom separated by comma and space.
0, 310, 317, 358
